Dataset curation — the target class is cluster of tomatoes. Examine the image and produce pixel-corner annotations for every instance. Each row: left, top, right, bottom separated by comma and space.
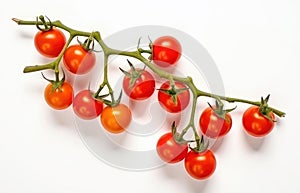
156, 102, 276, 180
33, 25, 276, 180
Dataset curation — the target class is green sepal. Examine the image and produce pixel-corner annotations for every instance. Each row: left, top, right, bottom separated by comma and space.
208, 100, 236, 121
259, 94, 275, 122
189, 135, 209, 153
157, 84, 189, 105
119, 59, 145, 89
35, 15, 53, 32
41, 70, 66, 93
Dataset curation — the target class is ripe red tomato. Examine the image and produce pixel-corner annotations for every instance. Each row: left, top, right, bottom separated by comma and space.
156, 132, 188, 164
100, 104, 132, 134
184, 149, 216, 180
158, 81, 190, 113
34, 28, 66, 58
63, 44, 96, 75
73, 90, 103, 120
242, 106, 275, 137
152, 36, 182, 67
122, 68, 155, 100
44, 82, 73, 110
199, 107, 232, 138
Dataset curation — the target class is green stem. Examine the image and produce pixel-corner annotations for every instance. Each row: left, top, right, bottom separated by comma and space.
197, 90, 285, 117
23, 63, 54, 73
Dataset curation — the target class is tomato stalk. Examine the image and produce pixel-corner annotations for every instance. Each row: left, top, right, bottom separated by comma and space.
13, 16, 286, 147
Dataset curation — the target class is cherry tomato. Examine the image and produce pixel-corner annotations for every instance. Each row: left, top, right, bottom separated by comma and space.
34, 28, 66, 58
184, 149, 216, 180
158, 81, 190, 113
199, 107, 232, 138
100, 103, 132, 134
152, 36, 182, 67
242, 106, 275, 137
63, 44, 96, 75
44, 82, 73, 110
73, 90, 103, 120
156, 132, 188, 164
122, 68, 155, 100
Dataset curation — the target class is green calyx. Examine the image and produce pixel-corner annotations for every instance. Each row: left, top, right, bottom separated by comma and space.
259, 94, 275, 122
41, 70, 65, 92
119, 59, 145, 88
35, 15, 53, 32
190, 135, 209, 153
158, 83, 189, 105
77, 33, 96, 52
208, 99, 236, 120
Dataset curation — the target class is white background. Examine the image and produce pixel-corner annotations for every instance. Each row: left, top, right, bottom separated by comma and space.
1, 0, 300, 192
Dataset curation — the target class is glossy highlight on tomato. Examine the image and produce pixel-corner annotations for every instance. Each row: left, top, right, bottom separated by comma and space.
34, 27, 66, 58
44, 82, 73, 110
100, 104, 132, 134
122, 68, 155, 100
199, 107, 232, 138
152, 36, 182, 67
184, 149, 216, 180
242, 106, 275, 137
158, 81, 190, 113
73, 90, 103, 120
156, 132, 188, 164
63, 44, 96, 75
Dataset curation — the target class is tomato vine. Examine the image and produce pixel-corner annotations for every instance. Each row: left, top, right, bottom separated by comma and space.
13, 15, 286, 180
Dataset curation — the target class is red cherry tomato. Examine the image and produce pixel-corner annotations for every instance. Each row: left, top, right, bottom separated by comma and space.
44, 82, 73, 110
63, 44, 96, 75
73, 90, 104, 120
156, 132, 188, 164
100, 104, 132, 134
152, 36, 182, 67
122, 68, 155, 100
158, 81, 190, 113
34, 28, 66, 58
242, 106, 275, 137
199, 107, 232, 138
184, 149, 216, 180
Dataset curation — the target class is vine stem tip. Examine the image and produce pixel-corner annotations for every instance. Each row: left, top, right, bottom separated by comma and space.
12, 18, 21, 24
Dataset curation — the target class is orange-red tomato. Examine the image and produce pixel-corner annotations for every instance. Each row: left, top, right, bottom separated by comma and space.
122, 68, 155, 100
156, 132, 188, 163
44, 82, 73, 110
34, 28, 66, 58
242, 106, 275, 137
199, 107, 232, 138
158, 81, 190, 113
73, 90, 103, 120
152, 36, 182, 67
184, 149, 216, 180
63, 44, 96, 75
100, 104, 132, 134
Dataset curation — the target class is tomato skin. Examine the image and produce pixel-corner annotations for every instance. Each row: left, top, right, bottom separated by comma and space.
100, 104, 132, 134
158, 81, 190, 113
63, 44, 96, 75
73, 90, 103, 120
123, 69, 155, 100
242, 106, 275, 137
156, 132, 188, 164
199, 107, 232, 138
34, 28, 66, 58
184, 150, 216, 180
152, 36, 182, 67
44, 82, 73, 110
